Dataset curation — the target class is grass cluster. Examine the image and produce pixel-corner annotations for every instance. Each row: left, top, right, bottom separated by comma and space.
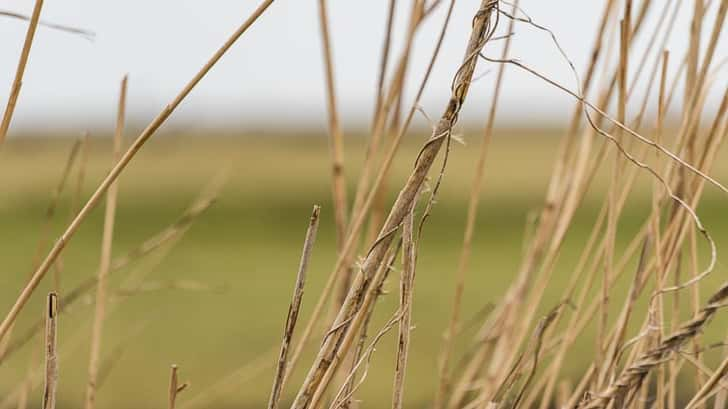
0, 0, 727, 408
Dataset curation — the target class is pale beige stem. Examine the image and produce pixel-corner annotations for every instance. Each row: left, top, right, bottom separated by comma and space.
317, 0, 348, 251
84, 75, 127, 409
41, 293, 58, 409
0, 0, 43, 144
268, 206, 321, 409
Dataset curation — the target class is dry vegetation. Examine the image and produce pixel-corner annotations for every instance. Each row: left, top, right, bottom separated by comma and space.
1, 0, 727, 408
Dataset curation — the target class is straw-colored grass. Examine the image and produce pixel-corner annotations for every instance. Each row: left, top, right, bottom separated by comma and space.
0, 0, 727, 408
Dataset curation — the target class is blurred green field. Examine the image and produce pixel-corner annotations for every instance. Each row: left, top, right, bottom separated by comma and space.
0, 130, 726, 408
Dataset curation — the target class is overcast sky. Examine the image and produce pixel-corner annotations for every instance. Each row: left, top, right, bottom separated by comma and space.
0, 0, 725, 134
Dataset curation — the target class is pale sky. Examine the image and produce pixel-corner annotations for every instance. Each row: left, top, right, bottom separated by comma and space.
0, 0, 724, 134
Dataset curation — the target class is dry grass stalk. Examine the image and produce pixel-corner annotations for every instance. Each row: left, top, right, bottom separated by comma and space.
686, 0, 706, 397
687, 352, 728, 408
41, 293, 58, 409
316, 0, 348, 250
84, 75, 127, 409
597, 14, 630, 386
391, 204, 417, 409
268, 205, 321, 409
595, 13, 632, 376
0, 0, 276, 345
434, 2, 517, 406
169, 365, 189, 409
0, 0, 43, 144
362, 0, 400, 246
651, 48, 670, 409
289, 2, 499, 408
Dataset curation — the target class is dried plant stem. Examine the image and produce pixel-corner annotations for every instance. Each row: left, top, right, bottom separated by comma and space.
651, 49, 670, 409
268, 206, 321, 409
363, 0, 400, 245
317, 0, 348, 250
687, 0, 705, 398
0, 0, 275, 345
374, 0, 397, 117
0, 0, 43, 144
168, 365, 188, 409
687, 354, 728, 408
392, 205, 417, 409
598, 14, 630, 384
41, 293, 58, 409
84, 76, 127, 409
434, 2, 517, 407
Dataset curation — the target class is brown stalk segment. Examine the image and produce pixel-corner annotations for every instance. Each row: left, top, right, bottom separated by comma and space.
687, 0, 705, 396
41, 293, 58, 409
598, 15, 630, 386
289, 2, 499, 408
170, 365, 180, 409
316, 0, 348, 250
168, 364, 190, 409
268, 205, 321, 409
0, 0, 43, 144
0, 0, 276, 346
168, 365, 189, 409
686, 351, 728, 408
392, 205, 417, 409
84, 75, 127, 409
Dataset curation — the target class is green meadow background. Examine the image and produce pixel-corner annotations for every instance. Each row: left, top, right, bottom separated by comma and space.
0, 129, 726, 408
